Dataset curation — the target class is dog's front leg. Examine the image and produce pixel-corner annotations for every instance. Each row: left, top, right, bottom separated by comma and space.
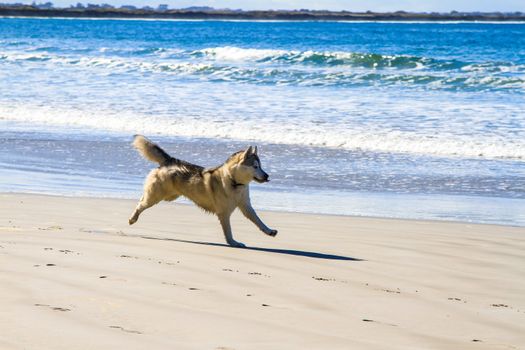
239, 204, 278, 237
218, 214, 245, 248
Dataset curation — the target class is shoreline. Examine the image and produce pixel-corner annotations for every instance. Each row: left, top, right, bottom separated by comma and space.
2, 191, 524, 228
1, 193, 524, 349
0, 187, 525, 228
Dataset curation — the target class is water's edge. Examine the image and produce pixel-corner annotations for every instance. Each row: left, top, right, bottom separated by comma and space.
2, 184, 524, 227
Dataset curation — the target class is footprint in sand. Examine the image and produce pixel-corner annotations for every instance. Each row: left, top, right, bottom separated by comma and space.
448, 297, 467, 303
38, 226, 63, 231
248, 272, 270, 277
161, 281, 177, 286
43, 248, 81, 255
362, 318, 398, 327
312, 276, 334, 281
59, 249, 77, 254
51, 307, 71, 312
382, 289, 401, 294
109, 325, 142, 334
34, 303, 70, 312
119, 254, 139, 259
491, 303, 509, 308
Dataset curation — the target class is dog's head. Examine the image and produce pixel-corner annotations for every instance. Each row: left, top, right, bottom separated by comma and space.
229, 146, 269, 185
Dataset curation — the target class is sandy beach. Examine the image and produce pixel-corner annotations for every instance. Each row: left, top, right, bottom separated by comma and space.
0, 193, 523, 349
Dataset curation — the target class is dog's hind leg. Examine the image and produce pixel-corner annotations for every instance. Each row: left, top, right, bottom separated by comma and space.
128, 193, 162, 225
129, 170, 169, 225
218, 214, 245, 248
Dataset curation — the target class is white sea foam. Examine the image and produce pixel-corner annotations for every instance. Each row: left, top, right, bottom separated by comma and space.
195, 46, 288, 61
1, 103, 523, 161
192, 46, 431, 68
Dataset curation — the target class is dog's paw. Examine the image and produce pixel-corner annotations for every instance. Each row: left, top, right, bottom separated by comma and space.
128, 217, 137, 225
227, 240, 246, 248
266, 229, 278, 237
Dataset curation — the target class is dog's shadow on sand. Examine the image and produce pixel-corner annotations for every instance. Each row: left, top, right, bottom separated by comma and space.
141, 236, 362, 261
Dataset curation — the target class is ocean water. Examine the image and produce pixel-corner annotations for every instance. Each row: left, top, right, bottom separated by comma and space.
0, 18, 524, 226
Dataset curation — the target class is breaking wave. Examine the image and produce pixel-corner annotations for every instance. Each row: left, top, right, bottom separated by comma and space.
1, 46, 524, 91
192, 47, 525, 73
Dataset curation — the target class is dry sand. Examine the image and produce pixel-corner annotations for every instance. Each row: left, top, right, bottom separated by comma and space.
0, 193, 524, 350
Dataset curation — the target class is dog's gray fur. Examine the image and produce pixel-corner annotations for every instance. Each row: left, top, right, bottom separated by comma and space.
129, 135, 277, 247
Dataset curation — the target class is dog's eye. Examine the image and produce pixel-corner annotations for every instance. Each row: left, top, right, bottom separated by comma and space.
253, 165, 259, 169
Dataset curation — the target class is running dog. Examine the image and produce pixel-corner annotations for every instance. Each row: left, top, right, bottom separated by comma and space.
129, 135, 277, 247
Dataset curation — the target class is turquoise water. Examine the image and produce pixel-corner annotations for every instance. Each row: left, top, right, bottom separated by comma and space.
0, 18, 524, 225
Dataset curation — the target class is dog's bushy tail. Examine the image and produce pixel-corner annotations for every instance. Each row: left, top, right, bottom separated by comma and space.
132, 135, 172, 166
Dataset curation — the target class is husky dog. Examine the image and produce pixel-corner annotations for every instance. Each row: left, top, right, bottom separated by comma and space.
129, 135, 277, 247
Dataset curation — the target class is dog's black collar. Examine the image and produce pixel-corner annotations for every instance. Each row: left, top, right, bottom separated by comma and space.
230, 177, 245, 188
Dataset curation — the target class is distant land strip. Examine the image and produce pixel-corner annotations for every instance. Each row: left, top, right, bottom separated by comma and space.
1, 7, 525, 21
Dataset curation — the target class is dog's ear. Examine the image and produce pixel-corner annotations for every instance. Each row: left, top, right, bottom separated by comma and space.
242, 146, 254, 159
253, 146, 258, 155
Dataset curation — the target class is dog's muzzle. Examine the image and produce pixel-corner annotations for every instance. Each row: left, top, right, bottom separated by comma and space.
255, 173, 270, 183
